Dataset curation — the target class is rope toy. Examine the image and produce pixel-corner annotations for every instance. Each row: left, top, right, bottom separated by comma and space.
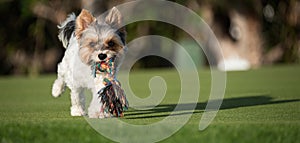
92, 56, 129, 117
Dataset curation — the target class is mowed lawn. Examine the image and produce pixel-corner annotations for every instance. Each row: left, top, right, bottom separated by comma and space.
0, 65, 300, 143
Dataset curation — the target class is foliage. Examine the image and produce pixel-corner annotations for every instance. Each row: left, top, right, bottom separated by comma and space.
0, 0, 299, 75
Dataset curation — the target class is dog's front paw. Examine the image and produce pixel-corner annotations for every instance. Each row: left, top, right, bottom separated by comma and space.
88, 109, 111, 118
70, 105, 85, 116
88, 112, 104, 118
52, 79, 65, 98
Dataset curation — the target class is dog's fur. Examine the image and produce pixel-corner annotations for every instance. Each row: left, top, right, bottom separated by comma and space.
51, 8, 127, 118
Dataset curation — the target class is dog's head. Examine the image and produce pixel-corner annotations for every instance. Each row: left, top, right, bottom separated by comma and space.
75, 8, 127, 67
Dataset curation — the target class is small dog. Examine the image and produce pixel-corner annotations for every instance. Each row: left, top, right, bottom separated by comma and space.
51, 8, 127, 118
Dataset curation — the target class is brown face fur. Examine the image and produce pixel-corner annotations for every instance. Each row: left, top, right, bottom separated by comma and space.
75, 8, 127, 65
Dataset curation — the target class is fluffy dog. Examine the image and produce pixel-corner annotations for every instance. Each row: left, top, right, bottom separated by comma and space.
51, 8, 127, 118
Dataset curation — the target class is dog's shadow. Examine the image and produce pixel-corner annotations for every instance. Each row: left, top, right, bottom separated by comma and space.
124, 95, 300, 119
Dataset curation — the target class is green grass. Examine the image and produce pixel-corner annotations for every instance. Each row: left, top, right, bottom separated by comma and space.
1, 65, 300, 143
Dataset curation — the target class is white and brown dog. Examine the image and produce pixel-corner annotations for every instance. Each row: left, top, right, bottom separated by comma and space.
51, 8, 127, 118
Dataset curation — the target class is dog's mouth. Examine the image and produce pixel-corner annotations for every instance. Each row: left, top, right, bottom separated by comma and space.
99, 61, 108, 70
95, 56, 116, 73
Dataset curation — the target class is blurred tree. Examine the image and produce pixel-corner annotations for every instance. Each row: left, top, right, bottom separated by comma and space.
0, 0, 299, 75
262, 0, 300, 63
0, 0, 80, 76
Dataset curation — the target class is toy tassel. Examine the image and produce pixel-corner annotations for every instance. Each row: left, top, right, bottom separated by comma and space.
93, 56, 129, 117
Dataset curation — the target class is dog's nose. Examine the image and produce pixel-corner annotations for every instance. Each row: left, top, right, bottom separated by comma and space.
98, 54, 107, 60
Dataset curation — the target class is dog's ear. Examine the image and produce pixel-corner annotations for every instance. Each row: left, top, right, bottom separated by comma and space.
105, 7, 126, 44
75, 9, 95, 39
105, 7, 123, 29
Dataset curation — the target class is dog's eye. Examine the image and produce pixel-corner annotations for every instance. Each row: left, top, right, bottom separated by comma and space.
89, 42, 96, 47
107, 41, 115, 47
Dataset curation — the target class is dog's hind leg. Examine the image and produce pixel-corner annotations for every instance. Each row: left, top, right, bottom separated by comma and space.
79, 88, 86, 114
70, 88, 86, 116
88, 91, 105, 118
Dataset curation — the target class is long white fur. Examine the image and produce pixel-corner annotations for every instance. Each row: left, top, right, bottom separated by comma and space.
53, 32, 110, 118
52, 8, 126, 118
52, 33, 102, 117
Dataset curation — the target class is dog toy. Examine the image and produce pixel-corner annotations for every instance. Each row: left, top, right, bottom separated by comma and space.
92, 57, 129, 117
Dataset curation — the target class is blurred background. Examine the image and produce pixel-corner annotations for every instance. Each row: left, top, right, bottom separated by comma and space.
0, 0, 299, 76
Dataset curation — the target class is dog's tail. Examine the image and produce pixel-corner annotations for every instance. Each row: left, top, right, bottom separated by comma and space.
58, 13, 76, 48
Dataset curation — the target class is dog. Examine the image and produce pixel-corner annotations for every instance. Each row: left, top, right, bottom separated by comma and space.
51, 7, 127, 118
